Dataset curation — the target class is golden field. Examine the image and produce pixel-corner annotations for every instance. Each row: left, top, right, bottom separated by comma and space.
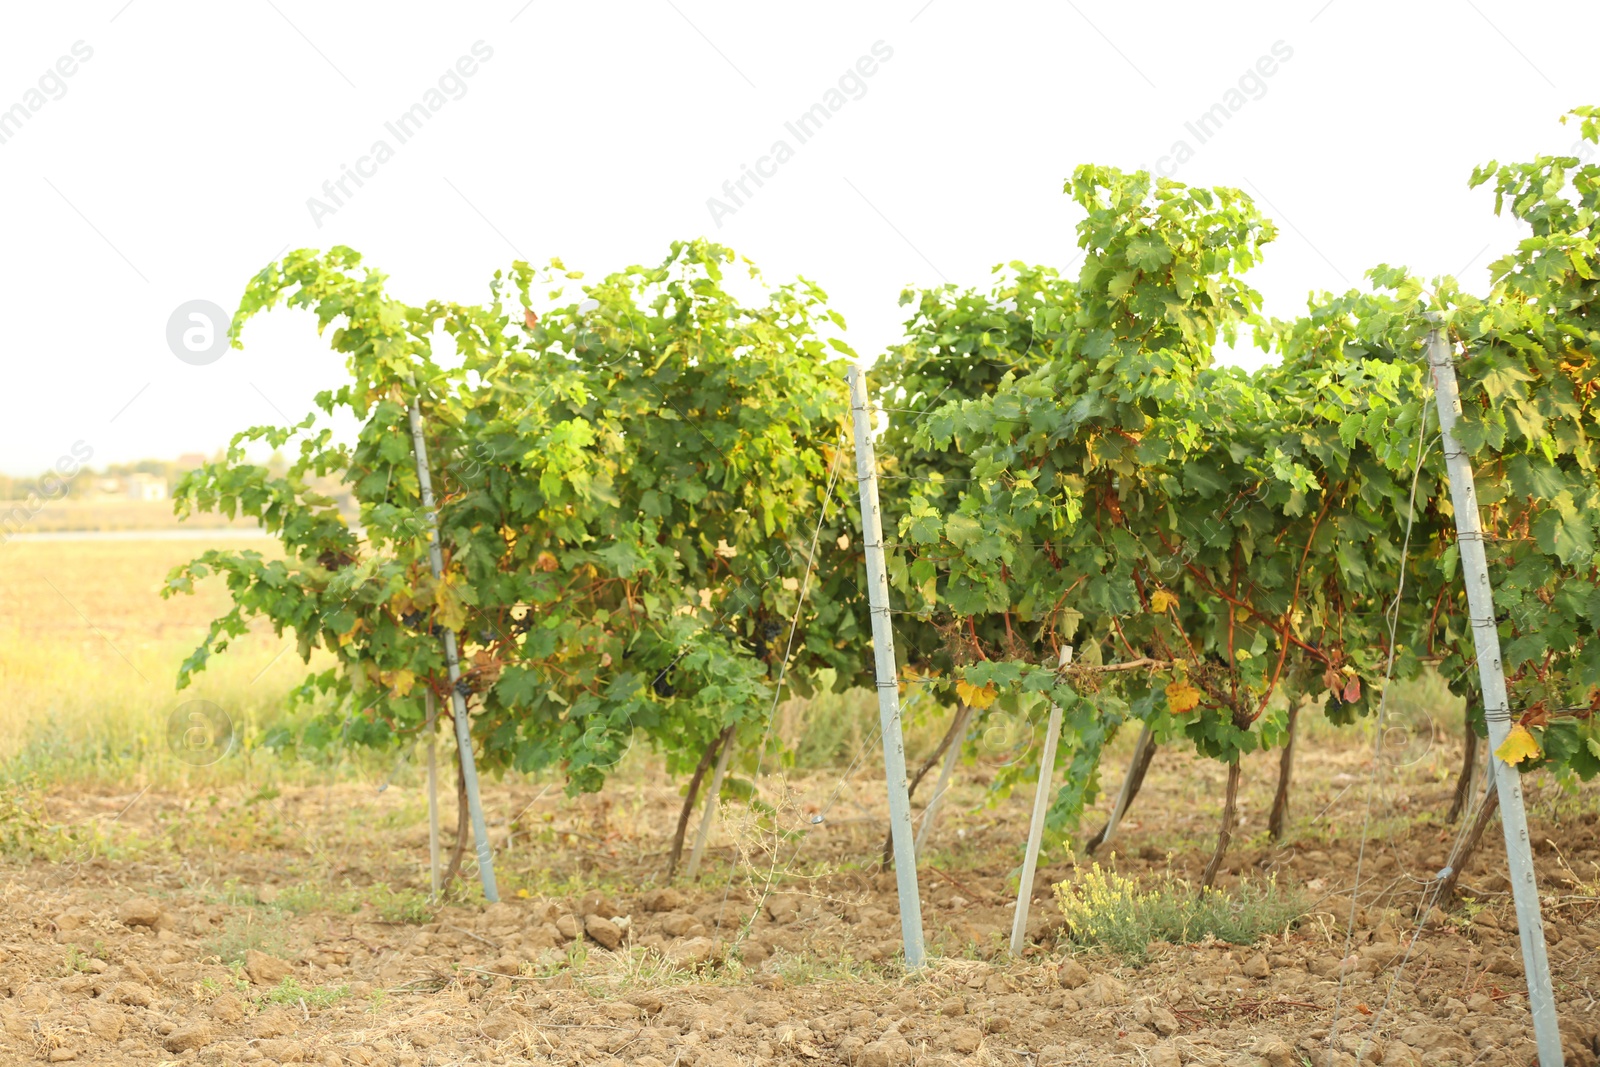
19, 497, 257, 532
0, 535, 330, 784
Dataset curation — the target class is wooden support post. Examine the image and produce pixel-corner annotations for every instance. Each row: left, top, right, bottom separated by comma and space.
1087, 722, 1154, 856
915, 704, 971, 859
686, 731, 735, 880
425, 689, 441, 902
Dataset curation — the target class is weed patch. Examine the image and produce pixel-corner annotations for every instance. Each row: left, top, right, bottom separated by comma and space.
0, 785, 71, 861
257, 976, 348, 1009
1054, 863, 1305, 963
202, 911, 290, 966
274, 880, 431, 922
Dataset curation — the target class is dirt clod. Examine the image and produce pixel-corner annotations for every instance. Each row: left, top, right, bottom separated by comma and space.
637, 888, 683, 912
1057, 958, 1090, 988
949, 1026, 984, 1053
1082, 973, 1127, 1006
1398, 1023, 1474, 1055
585, 913, 624, 949
669, 935, 718, 967
107, 981, 155, 1007
859, 1034, 913, 1067
660, 911, 704, 938
85, 1007, 123, 1041
479, 1009, 522, 1040
244, 948, 293, 985
116, 897, 161, 928
257, 1037, 307, 1061
1251, 1035, 1298, 1067
161, 1022, 213, 1053
1147, 1044, 1182, 1067
1134, 999, 1179, 1036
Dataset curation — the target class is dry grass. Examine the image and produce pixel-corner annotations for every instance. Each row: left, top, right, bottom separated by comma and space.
0, 533, 968, 795
18, 498, 257, 532
0, 537, 334, 785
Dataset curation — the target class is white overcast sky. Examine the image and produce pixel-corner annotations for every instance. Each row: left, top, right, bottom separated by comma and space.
1, 0, 1595, 476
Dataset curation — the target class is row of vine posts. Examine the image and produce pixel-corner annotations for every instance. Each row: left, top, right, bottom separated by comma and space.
165, 108, 1600, 1064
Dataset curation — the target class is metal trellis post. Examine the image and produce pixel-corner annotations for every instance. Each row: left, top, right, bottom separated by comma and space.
848, 364, 927, 969
1009, 701, 1064, 956
1426, 326, 1561, 1064
409, 397, 500, 904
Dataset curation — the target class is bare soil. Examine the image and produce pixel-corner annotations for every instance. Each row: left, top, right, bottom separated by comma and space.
4, 732, 1599, 1067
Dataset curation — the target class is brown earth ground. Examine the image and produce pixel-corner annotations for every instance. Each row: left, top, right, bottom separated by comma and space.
4, 728, 1599, 1067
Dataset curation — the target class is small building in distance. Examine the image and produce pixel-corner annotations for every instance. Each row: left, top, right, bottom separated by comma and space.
124, 472, 167, 502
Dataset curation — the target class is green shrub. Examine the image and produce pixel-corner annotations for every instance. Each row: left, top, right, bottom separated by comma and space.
0, 784, 72, 861
1054, 863, 1305, 964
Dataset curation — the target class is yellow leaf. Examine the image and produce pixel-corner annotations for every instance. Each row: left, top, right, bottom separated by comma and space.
434, 581, 467, 632
1495, 724, 1542, 766
955, 679, 998, 710
383, 669, 415, 696
1149, 589, 1177, 613
1165, 681, 1201, 714
337, 617, 366, 647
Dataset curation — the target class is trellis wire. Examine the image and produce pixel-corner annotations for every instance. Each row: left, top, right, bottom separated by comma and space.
711, 430, 847, 932
1327, 378, 1434, 1045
